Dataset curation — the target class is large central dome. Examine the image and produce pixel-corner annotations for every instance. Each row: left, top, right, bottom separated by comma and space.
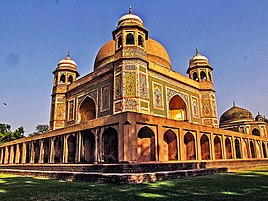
94, 38, 171, 70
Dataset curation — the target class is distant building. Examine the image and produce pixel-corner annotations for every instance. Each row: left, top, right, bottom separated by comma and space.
0, 9, 267, 167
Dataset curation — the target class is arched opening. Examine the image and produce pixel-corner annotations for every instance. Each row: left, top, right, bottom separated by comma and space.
2, 148, 6, 164
193, 72, 199, 82
250, 141, 256, 158
252, 128, 260, 136
126, 33, 134, 45
79, 97, 96, 122
117, 35, 122, 49
19, 144, 23, 164
169, 95, 187, 121
68, 75, 73, 84
81, 130, 95, 163
0, 149, 3, 164
34, 141, 40, 163
225, 138, 232, 159
137, 126, 156, 162
67, 135, 76, 163
103, 127, 118, 163
7, 146, 11, 164
59, 74, 66, 84
184, 132, 196, 160
138, 35, 144, 47
163, 130, 178, 161
200, 134, 210, 160
54, 136, 62, 163
262, 143, 267, 158
214, 136, 222, 159
235, 139, 241, 159
208, 72, 212, 81
242, 140, 249, 158
43, 139, 50, 163
200, 71, 207, 80
25, 143, 30, 163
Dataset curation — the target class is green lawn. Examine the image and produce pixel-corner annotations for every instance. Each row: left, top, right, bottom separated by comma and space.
0, 167, 268, 201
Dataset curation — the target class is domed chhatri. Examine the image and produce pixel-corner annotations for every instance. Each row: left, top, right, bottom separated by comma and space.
220, 105, 254, 126
57, 50, 77, 70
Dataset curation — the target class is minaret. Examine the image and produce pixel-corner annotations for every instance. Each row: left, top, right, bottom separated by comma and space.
187, 48, 218, 127
49, 50, 79, 130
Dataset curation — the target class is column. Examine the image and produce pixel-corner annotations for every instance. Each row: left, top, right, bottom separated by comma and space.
222, 135, 226, 159
21, 143, 26, 163
30, 141, 34, 163
210, 134, 215, 160
4, 146, 9, 164
63, 135, 67, 163
39, 140, 44, 163
49, 138, 55, 163
196, 131, 201, 160
0, 148, 3, 164
76, 132, 81, 163
231, 136, 236, 160
15, 144, 20, 163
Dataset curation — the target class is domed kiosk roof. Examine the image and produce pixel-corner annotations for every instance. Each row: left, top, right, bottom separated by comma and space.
220, 104, 254, 126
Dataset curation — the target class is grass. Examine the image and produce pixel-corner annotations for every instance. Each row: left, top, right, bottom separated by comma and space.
0, 167, 268, 201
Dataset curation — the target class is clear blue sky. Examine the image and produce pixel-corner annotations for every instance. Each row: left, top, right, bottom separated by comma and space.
0, 0, 267, 134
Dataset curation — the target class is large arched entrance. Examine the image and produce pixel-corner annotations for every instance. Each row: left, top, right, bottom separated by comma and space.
169, 95, 187, 121
81, 130, 95, 163
103, 127, 118, 163
214, 136, 222, 159
234, 139, 241, 159
43, 139, 50, 163
54, 136, 62, 163
225, 138, 232, 159
67, 135, 76, 163
137, 126, 156, 162
200, 134, 210, 160
34, 141, 40, 163
250, 141, 256, 158
79, 97, 96, 122
262, 142, 267, 158
163, 130, 178, 161
184, 132, 196, 160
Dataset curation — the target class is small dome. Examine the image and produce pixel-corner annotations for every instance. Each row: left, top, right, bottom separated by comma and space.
118, 13, 144, 27
94, 38, 171, 70
220, 105, 254, 126
255, 112, 264, 121
57, 50, 77, 69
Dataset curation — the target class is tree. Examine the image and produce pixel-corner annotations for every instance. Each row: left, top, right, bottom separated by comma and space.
0, 123, 24, 144
29, 124, 49, 136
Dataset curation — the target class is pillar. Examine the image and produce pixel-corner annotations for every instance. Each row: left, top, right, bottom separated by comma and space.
39, 140, 44, 163
21, 143, 26, 163
63, 135, 67, 163
30, 141, 34, 163
196, 131, 202, 160
210, 134, 215, 160
222, 135, 226, 160
76, 132, 81, 163
15, 144, 20, 163
49, 138, 54, 163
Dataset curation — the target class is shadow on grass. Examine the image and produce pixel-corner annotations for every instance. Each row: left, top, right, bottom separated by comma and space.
0, 170, 268, 201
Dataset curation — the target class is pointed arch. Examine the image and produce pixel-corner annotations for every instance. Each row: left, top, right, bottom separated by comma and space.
163, 130, 178, 161
250, 141, 256, 158
68, 75, 73, 84
67, 135, 76, 163
235, 139, 241, 159
79, 96, 96, 122
184, 132, 196, 160
169, 95, 187, 121
200, 134, 210, 160
225, 138, 232, 159
60, 74, 66, 83
252, 128, 260, 136
200, 71, 207, 80
193, 72, 199, 81
214, 136, 222, 159
103, 127, 118, 163
126, 33, 134, 44
81, 130, 95, 163
137, 126, 156, 162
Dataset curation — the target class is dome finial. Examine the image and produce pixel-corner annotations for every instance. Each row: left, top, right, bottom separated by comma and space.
233, 100, 236, 106
196, 47, 199, 55
129, 5, 132, 14
67, 49, 71, 58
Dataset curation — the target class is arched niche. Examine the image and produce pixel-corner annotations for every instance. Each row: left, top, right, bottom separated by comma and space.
250, 141, 256, 158
138, 35, 144, 47
163, 130, 178, 161
79, 97, 96, 123
54, 136, 62, 163
59, 74, 66, 84
200, 134, 210, 160
137, 126, 156, 162
200, 71, 207, 80
184, 132, 196, 160
214, 136, 222, 159
169, 95, 187, 121
252, 128, 260, 136
103, 127, 118, 163
67, 135, 76, 163
81, 130, 95, 163
193, 72, 199, 82
225, 138, 232, 159
235, 139, 241, 159
126, 33, 134, 45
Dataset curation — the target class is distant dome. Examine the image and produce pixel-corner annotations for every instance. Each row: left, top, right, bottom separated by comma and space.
255, 112, 264, 121
220, 105, 254, 126
94, 38, 171, 70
